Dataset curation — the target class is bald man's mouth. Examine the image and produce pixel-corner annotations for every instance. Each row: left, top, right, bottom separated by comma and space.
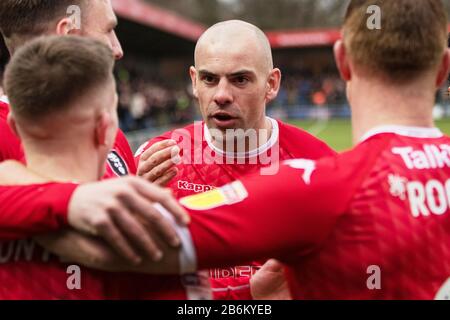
210, 111, 239, 129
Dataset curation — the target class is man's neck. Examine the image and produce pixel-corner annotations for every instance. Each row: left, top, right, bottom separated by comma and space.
23, 141, 101, 183
350, 77, 435, 144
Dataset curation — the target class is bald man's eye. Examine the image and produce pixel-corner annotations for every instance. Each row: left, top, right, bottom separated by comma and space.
232, 76, 250, 86
201, 75, 217, 85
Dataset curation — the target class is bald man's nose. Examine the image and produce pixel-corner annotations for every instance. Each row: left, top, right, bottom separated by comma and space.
213, 79, 233, 106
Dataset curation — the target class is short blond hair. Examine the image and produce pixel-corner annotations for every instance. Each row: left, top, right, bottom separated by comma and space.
5, 35, 114, 120
343, 0, 448, 82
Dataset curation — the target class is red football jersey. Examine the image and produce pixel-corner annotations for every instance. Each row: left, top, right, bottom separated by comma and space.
136, 118, 335, 299
0, 98, 137, 299
0, 240, 107, 300
0, 98, 137, 240
181, 126, 450, 299
0, 182, 107, 299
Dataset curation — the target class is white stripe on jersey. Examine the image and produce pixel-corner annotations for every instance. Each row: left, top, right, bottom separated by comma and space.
0, 95, 9, 104
153, 203, 198, 274
360, 125, 443, 142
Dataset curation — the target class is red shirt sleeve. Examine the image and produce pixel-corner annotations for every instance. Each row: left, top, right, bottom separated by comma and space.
0, 183, 77, 239
185, 153, 367, 270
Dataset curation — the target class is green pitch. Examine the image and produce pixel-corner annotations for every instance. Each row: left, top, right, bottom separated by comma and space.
289, 118, 450, 151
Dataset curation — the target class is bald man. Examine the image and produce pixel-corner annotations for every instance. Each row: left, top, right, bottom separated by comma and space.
135, 20, 336, 300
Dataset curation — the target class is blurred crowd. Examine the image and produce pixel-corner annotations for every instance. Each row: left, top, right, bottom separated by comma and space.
3, 57, 445, 134
115, 59, 351, 132
115, 58, 196, 132
272, 67, 347, 108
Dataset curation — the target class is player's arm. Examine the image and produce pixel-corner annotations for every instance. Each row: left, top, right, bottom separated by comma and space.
0, 161, 75, 239
0, 161, 190, 264
184, 142, 379, 272
183, 158, 350, 272
38, 157, 355, 276
36, 218, 182, 274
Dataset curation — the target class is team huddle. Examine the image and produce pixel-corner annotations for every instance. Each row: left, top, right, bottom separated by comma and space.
0, 0, 449, 300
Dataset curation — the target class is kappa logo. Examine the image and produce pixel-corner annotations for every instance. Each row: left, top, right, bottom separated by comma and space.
107, 150, 129, 177
178, 180, 215, 193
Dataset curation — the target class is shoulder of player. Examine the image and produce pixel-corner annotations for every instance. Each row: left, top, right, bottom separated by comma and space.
312, 135, 391, 198
291, 136, 388, 194
277, 140, 385, 215
0, 160, 49, 185
330, 134, 388, 170
276, 119, 336, 157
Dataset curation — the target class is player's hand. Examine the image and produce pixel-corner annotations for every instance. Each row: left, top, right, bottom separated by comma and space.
250, 259, 292, 300
137, 139, 181, 186
36, 229, 181, 274
67, 176, 190, 265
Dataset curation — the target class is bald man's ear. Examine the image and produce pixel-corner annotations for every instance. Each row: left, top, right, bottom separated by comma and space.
265, 68, 282, 102
189, 66, 199, 99
7, 113, 20, 139
334, 40, 351, 81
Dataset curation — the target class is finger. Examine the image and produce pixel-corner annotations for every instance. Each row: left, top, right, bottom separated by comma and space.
139, 139, 177, 162
112, 210, 163, 261
143, 204, 184, 248
130, 178, 191, 225
120, 188, 181, 247
120, 187, 181, 247
261, 259, 285, 272
157, 189, 191, 225
142, 157, 180, 182
153, 168, 178, 187
95, 216, 142, 265
138, 146, 180, 177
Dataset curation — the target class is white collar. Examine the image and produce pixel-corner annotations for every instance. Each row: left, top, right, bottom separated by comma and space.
0, 96, 9, 104
360, 125, 443, 142
204, 117, 279, 159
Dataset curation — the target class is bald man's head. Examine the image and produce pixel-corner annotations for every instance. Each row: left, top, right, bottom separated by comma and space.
194, 20, 273, 73
189, 20, 281, 135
